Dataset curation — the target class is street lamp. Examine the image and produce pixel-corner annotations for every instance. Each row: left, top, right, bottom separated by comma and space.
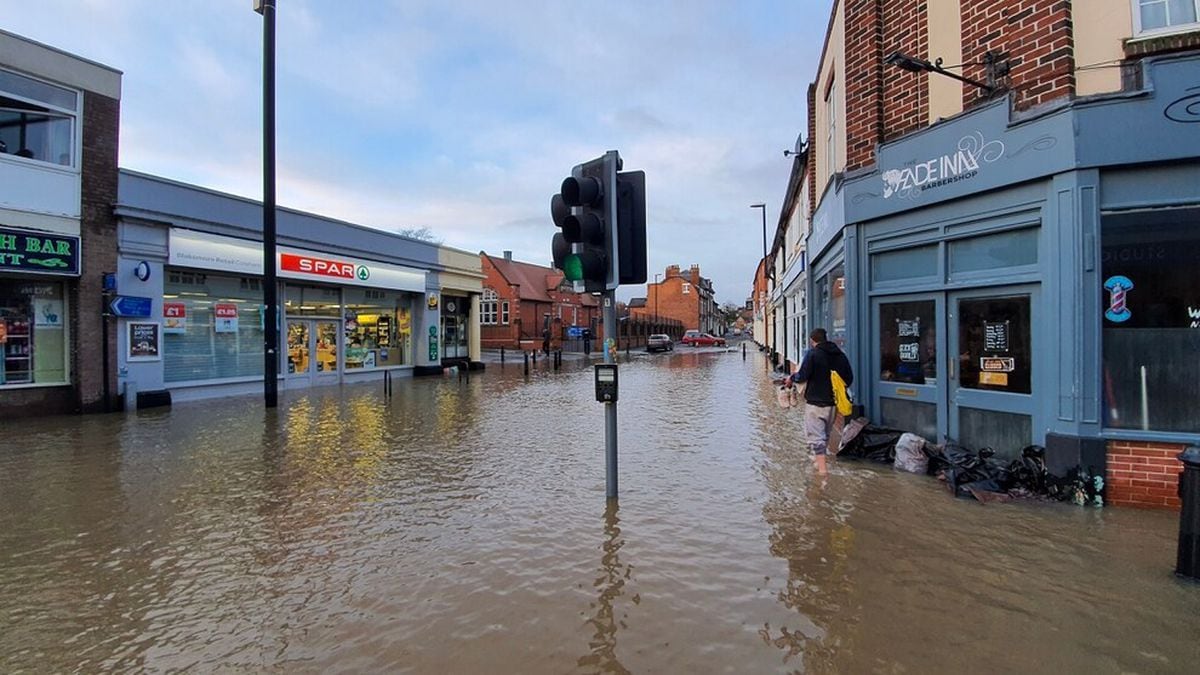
653, 272, 661, 328
751, 203, 772, 370
255, 0, 279, 408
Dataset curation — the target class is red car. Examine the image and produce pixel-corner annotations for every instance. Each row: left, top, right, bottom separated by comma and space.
688, 333, 727, 347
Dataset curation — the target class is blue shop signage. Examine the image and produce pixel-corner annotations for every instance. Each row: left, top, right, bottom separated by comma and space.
0, 226, 81, 276
845, 98, 1075, 222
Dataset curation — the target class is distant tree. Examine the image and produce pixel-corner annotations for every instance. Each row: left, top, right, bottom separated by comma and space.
396, 226, 442, 244
720, 302, 741, 327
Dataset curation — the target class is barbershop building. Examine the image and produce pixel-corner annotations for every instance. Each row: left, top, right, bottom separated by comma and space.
115, 170, 483, 403
817, 54, 1200, 496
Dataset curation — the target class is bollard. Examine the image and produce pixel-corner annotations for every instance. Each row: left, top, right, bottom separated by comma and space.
532, 349, 537, 364
524, 350, 530, 376
500, 346, 505, 363
1176, 446, 1200, 580
742, 342, 746, 360
124, 381, 138, 412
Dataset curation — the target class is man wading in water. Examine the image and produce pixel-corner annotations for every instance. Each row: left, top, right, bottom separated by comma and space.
787, 328, 854, 476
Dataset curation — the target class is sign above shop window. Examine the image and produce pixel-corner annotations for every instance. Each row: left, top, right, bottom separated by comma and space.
0, 226, 80, 276
168, 228, 427, 292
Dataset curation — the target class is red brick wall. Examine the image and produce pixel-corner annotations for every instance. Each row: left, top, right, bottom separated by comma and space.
881, 0, 928, 142
806, 82, 818, 218
844, 0, 884, 172
1107, 440, 1186, 509
651, 267, 701, 331
479, 256, 518, 348
960, 0, 1074, 111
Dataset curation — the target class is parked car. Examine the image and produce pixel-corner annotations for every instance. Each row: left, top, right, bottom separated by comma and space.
680, 329, 702, 346
647, 334, 674, 352
689, 333, 727, 348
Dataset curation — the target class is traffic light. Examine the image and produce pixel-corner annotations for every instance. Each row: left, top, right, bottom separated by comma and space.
615, 170, 646, 285
552, 152, 619, 292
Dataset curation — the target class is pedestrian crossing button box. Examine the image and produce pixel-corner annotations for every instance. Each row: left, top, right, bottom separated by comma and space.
595, 364, 618, 402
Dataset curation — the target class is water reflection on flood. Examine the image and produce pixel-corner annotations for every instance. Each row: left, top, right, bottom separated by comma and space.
2, 349, 1197, 673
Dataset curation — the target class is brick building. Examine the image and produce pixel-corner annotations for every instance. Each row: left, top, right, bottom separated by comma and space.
479, 251, 600, 350
633, 264, 720, 335
801, 1, 1199, 508
0, 30, 121, 415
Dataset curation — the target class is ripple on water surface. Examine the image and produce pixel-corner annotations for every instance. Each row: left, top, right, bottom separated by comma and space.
2, 349, 1197, 673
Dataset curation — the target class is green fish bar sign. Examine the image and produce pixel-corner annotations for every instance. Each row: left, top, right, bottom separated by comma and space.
0, 226, 81, 276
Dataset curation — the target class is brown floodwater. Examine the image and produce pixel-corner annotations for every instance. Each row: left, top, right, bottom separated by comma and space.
1, 348, 1197, 673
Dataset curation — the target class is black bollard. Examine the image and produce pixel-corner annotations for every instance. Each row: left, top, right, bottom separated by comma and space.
1177, 446, 1200, 580
532, 349, 537, 364
524, 350, 530, 376
742, 342, 746, 360
500, 346, 505, 363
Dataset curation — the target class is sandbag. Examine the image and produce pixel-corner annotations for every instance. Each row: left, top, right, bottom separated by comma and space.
893, 433, 929, 474
837, 419, 903, 464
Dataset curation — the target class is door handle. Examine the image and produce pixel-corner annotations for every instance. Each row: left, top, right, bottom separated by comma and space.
949, 355, 956, 381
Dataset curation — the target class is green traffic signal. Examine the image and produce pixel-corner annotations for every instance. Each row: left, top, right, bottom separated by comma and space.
563, 254, 584, 281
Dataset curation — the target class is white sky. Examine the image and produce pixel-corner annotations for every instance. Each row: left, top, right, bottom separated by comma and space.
3, 0, 828, 305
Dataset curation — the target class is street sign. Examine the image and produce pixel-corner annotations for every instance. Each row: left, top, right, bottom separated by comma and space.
109, 295, 152, 318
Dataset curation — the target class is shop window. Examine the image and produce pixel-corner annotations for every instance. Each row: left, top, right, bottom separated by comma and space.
344, 287, 413, 369
829, 264, 847, 349
0, 280, 67, 386
162, 272, 264, 382
284, 284, 340, 317
1133, 0, 1199, 35
1101, 210, 1199, 433
948, 228, 1038, 275
879, 300, 937, 384
0, 69, 78, 168
872, 244, 938, 284
956, 295, 1032, 394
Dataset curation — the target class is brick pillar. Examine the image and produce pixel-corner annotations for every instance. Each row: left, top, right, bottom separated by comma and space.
1106, 440, 1187, 509
76, 91, 120, 413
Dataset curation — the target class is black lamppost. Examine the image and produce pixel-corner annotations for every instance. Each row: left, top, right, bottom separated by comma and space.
255, 0, 279, 408
653, 272, 661, 330
751, 203, 773, 367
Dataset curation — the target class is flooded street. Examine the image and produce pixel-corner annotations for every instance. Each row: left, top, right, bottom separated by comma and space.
2, 348, 1197, 673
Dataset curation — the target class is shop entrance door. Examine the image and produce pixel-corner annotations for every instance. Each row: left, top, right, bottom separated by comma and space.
286, 318, 341, 386
947, 288, 1036, 459
873, 286, 1037, 457
440, 313, 468, 360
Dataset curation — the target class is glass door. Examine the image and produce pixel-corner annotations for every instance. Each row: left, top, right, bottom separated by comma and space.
873, 294, 943, 441
286, 319, 311, 384
313, 320, 340, 384
947, 288, 1037, 459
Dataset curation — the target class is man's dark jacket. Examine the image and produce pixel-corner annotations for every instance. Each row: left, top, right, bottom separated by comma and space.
790, 341, 854, 407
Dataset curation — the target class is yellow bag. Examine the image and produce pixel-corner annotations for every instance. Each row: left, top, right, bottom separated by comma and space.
831, 371, 853, 417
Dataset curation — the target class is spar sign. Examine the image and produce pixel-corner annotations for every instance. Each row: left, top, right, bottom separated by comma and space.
280, 253, 371, 282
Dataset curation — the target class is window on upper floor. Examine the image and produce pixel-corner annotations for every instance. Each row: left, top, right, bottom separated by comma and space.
825, 79, 837, 179
481, 288, 498, 325
0, 68, 78, 168
682, 282, 691, 294
1133, 0, 1200, 35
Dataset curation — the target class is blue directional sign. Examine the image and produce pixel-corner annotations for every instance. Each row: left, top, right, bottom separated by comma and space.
109, 295, 153, 318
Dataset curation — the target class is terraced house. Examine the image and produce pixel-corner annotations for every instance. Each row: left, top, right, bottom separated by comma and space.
802, 0, 1200, 508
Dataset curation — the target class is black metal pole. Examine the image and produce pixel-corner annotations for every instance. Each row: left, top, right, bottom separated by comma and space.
260, 0, 279, 408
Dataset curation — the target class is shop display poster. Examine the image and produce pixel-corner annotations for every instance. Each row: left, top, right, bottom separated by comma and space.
163, 302, 187, 334
128, 322, 161, 361
214, 303, 239, 333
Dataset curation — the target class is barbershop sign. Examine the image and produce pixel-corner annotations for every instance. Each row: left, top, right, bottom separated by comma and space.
882, 132, 1005, 200
0, 226, 80, 276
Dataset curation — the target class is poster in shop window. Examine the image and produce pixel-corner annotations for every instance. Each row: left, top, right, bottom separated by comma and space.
163, 302, 187, 334
984, 321, 1009, 353
214, 303, 239, 333
127, 322, 161, 361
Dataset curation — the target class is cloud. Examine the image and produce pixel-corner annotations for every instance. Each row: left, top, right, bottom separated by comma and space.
4, 0, 827, 303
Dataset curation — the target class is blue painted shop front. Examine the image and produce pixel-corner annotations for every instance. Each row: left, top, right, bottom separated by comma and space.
822, 52, 1200, 468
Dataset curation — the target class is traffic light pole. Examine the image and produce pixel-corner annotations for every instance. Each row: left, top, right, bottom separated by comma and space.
603, 289, 618, 500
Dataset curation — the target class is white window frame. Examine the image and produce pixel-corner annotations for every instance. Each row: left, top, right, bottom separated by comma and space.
0, 67, 81, 170
481, 288, 498, 325
682, 282, 691, 294
825, 79, 837, 179
1132, 0, 1200, 37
